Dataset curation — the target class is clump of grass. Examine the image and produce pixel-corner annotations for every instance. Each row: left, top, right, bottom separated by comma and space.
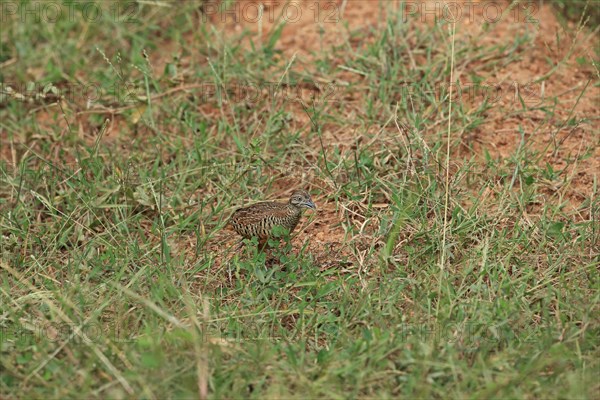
552, 0, 600, 28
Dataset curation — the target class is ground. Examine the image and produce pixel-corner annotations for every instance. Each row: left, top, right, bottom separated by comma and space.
1, 0, 598, 398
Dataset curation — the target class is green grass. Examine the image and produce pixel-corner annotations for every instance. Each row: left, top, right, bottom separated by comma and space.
1, 1, 599, 398
551, 0, 600, 28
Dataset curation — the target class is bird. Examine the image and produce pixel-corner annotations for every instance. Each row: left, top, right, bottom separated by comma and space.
229, 189, 316, 250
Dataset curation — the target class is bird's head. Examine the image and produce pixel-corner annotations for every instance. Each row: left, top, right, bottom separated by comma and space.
289, 190, 316, 210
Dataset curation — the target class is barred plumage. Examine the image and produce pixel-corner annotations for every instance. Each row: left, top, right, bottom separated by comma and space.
229, 190, 316, 248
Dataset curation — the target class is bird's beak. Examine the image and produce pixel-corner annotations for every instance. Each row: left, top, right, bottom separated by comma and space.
305, 200, 316, 210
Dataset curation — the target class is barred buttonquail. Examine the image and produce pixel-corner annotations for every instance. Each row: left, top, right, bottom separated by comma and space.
229, 190, 316, 248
